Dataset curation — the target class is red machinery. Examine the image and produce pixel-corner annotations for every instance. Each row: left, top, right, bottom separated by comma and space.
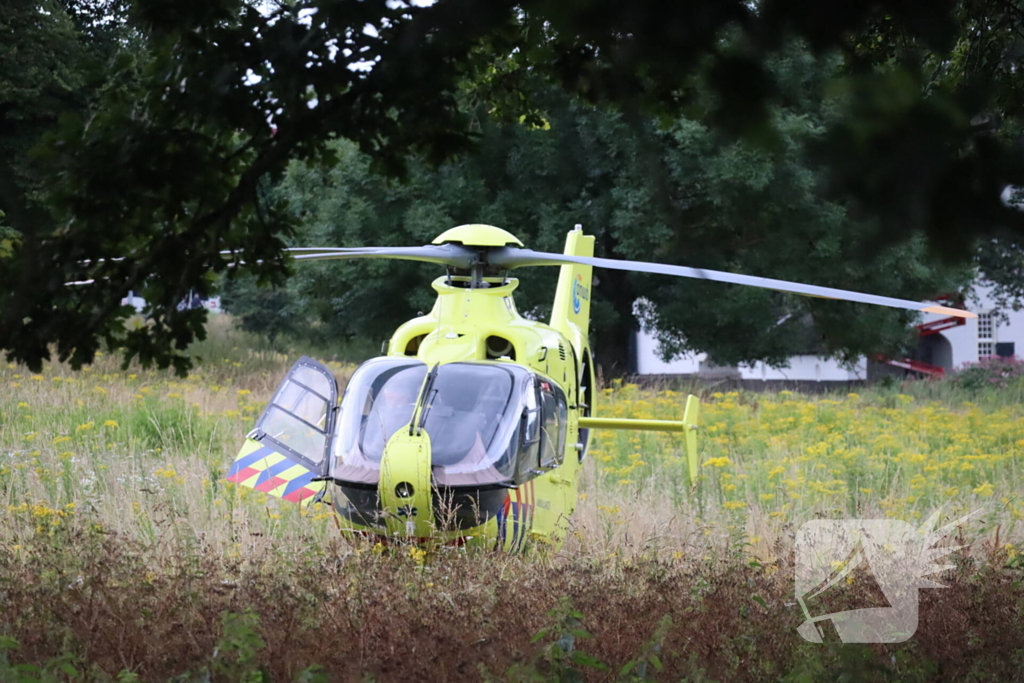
879, 294, 967, 377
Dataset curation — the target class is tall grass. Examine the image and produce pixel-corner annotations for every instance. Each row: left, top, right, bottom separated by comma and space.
1, 318, 1022, 680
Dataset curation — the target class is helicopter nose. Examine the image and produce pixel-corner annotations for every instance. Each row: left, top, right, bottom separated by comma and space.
379, 427, 434, 539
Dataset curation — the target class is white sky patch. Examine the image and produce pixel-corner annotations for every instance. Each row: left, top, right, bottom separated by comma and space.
297, 7, 319, 25
348, 59, 377, 73
1001, 185, 1024, 209
363, 23, 379, 38
243, 69, 263, 85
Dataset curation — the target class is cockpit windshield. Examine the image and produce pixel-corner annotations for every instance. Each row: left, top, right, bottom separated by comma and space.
330, 359, 533, 486
331, 358, 427, 484
419, 363, 522, 486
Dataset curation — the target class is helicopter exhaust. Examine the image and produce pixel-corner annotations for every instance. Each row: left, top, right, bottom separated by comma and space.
485, 335, 514, 359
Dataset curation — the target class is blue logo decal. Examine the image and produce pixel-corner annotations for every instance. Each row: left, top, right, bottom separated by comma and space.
572, 274, 589, 314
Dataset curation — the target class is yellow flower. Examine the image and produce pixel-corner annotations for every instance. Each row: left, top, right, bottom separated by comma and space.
103, 420, 118, 428
723, 501, 746, 510
76, 422, 95, 432
703, 457, 732, 468
973, 482, 995, 497
237, 389, 251, 396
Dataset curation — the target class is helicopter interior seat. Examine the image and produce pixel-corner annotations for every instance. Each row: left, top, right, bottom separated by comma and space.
429, 409, 485, 466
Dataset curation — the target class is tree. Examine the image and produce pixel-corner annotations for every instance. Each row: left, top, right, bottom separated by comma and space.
0, 1, 87, 240
1, 0, 1018, 373
228, 47, 968, 375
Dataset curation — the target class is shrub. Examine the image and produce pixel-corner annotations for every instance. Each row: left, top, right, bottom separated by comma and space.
950, 355, 1024, 390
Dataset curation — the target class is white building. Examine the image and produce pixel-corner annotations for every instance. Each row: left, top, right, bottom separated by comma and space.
633, 282, 1024, 382
119, 291, 223, 315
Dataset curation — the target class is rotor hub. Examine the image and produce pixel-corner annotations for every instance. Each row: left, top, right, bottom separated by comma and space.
432, 224, 524, 249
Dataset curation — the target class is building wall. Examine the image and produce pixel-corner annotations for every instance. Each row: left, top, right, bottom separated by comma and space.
737, 356, 867, 382
634, 330, 704, 375
633, 279, 1024, 380
634, 328, 865, 381
921, 282, 1024, 367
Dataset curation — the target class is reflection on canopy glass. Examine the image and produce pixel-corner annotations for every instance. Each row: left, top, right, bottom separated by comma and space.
332, 359, 427, 484
420, 363, 521, 486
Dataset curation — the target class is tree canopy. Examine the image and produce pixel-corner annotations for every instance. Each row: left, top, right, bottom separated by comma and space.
2, 0, 1023, 373
227, 51, 970, 375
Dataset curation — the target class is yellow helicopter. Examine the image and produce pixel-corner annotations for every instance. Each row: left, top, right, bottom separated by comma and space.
226, 224, 974, 551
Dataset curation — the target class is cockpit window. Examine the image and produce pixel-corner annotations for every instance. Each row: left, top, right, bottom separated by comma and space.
331, 358, 427, 484
538, 380, 568, 467
330, 358, 546, 488
420, 364, 521, 486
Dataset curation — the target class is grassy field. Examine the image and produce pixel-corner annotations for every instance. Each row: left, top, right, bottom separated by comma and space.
1, 317, 1023, 681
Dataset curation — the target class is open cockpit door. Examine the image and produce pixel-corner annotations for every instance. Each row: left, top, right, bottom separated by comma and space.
252, 356, 338, 472
227, 357, 338, 505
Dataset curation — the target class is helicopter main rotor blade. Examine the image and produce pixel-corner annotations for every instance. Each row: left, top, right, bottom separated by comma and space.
285, 244, 479, 269
488, 248, 976, 319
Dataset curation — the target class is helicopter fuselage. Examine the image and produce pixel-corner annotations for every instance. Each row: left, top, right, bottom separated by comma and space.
227, 226, 698, 551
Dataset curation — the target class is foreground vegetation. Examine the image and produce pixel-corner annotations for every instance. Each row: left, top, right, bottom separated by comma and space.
2, 320, 1023, 680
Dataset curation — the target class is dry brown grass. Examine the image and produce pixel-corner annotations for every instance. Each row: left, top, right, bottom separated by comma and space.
1, 528, 1022, 682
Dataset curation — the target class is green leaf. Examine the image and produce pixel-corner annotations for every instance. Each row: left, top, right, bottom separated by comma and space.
569, 651, 608, 671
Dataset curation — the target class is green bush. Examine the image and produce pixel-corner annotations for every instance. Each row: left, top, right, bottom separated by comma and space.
951, 355, 1024, 390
